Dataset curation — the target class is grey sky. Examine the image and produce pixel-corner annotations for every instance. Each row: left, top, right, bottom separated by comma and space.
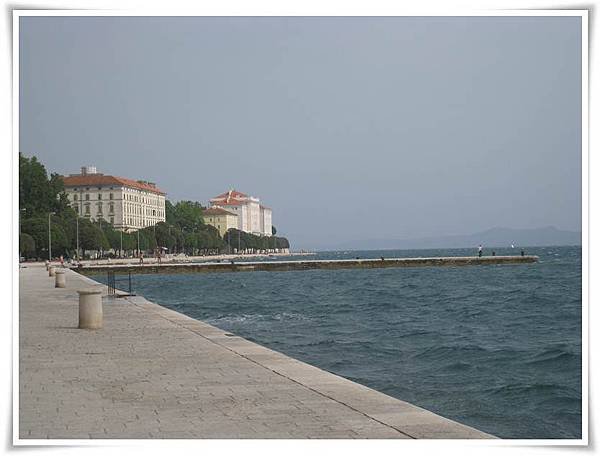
19, 16, 582, 249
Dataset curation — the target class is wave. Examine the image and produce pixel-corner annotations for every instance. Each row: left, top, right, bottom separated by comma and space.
207, 312, 311, 325
484, 382, 578, 400
412, 344, 492, 361
524, 347, 580, 367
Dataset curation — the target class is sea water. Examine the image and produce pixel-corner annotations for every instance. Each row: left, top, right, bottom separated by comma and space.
92, 246, 582, 438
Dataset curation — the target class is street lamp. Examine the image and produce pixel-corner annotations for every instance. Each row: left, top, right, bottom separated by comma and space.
181, 228, 185, 255
76, 216, 80, 261
19, 208, 26, 259
48, 212, 55, 261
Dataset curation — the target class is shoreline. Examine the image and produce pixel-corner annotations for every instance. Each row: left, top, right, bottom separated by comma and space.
19, 264, 495, 439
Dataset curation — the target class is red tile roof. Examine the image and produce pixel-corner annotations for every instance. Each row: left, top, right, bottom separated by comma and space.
210, 189, 249, 204
213, 189, 247, 198
61, 174, 165, 195
203, 207, 237, 216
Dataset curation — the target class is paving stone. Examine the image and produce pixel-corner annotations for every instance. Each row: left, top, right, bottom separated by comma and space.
19, 264, 494, 440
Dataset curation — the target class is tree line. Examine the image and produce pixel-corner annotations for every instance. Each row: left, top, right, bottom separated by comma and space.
19, 153, 290, 259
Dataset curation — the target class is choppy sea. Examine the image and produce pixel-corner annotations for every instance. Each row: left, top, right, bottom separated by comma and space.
92, 246, 582, 438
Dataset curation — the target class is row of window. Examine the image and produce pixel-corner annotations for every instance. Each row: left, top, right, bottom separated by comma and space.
72, 201, 165, 219
123, 203, 164, 218
124, 193, 162, 206
72, 187, 115, 192
125, 217, 159, 228
72, 193, 115, 201
69, 190, 163, 207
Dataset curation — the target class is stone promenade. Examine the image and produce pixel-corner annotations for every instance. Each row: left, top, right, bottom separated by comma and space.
19, 264, 494, 439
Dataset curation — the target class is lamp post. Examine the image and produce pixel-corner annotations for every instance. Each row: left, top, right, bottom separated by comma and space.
76, 216, 80, 260
120, 230, 123, 258
48, 212, 55, 261
19, 208, 26, 259
137, 229, 140, 256
181, 228, 185, 255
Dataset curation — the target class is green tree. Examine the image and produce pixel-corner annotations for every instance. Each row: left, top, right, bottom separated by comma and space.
165, 200, 177, 225
139, 227, 157, 252
154, 222, 176, 251
21, 216, 69, 258
97, 219, 122, 253
19, 233, 36, 258
78, 218, 109, 252
19, 153, 70, 218
173, 201, 204, 231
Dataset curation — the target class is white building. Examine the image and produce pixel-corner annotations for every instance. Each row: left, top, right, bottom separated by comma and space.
62, 166, 166, 232
209, 189, 273, 236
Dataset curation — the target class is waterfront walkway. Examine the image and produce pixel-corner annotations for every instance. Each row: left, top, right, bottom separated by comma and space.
19, 264, 494, 439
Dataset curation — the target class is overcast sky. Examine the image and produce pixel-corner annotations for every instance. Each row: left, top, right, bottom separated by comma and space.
19, 16, 582, 249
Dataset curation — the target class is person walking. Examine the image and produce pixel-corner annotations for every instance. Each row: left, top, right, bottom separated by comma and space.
478, 245, 483, 257
139, 251, 144, 265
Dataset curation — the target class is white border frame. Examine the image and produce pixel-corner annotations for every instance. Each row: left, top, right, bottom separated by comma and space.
11, 8, 589, 449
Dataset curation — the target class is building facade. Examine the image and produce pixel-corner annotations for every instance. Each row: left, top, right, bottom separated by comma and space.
209, 189, 272, 236
62, 166, 166, 232
259, 205, 272, 236
203, 207, 238, 237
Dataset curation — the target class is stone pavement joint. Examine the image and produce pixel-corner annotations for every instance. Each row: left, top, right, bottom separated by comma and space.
19, 263, 495, 440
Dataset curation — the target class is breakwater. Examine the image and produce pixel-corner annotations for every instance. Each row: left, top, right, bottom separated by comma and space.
78, 255, 538, 276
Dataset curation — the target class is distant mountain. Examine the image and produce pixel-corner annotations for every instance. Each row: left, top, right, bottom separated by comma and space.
328, 226, 581, 251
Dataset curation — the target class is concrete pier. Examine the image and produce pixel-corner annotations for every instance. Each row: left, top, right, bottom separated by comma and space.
78, 255, 538, 276
19, 264, 494, 439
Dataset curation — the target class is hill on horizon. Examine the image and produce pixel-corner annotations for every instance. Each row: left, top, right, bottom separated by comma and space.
321, 226, 581, 251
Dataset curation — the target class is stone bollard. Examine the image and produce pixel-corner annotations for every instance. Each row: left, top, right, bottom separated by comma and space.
54, 269, 66, 288
48, 266, 56, 277
77, 288, 103, 329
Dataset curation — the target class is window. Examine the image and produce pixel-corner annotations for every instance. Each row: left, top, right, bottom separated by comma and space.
74, 194, 78, 201
109, 203, 114, 213
97, 202, 103, 214
98, 194, 102, 200
85, 194, 90, 201
85, 204, 90, 214
109, 193, 113, 200
110, 217, 114, 225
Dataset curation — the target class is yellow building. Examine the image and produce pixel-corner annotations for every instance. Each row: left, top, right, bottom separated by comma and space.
203, 207, 238, 237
